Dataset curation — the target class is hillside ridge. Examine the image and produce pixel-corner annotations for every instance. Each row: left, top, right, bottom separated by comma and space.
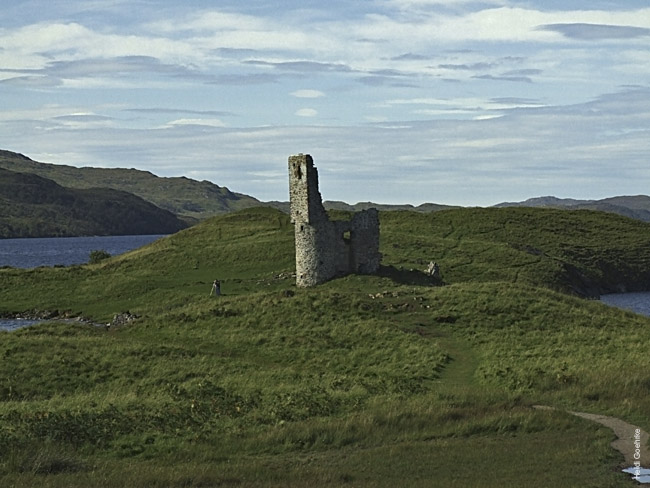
0, 167, 187, 238
3, 149, 650, 223
496, 195, 650, 222
0, 149, 260, 222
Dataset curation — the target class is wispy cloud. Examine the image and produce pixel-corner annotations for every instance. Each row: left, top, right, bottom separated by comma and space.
50, 113, 116, 129
295, 108, 318, 117
539, 23, 650, 40
391, 53, 435, 61
45, 56, 189, 77
473, 74, 534, 83
290, 89, 325, 98
245, 60, 354, 73
5, 86, 646, 204
164, 118, 226, 128
52, 113, 114, 122
125, 108, 234, 117
206, 73, 281, 85
0, 75, 63, 88
439, 62, 497, 71
1, 1, 650, 205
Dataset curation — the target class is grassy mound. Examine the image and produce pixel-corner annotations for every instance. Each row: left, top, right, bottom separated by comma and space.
381, 207, 650, 295
1, 206, 649, 486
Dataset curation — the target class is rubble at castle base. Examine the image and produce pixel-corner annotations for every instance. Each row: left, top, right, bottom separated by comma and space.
289, 154, 381, 287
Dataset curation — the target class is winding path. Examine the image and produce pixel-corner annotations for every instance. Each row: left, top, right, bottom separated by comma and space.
533, 405, 649, 467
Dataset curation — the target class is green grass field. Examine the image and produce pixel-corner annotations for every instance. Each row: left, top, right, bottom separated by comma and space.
1, 206, 649, 486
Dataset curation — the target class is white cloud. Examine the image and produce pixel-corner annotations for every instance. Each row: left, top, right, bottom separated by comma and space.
165, 118, 226, 128
51, 113, 116, 129
2, 2, 650, 206
385, 0, 508, 8
0, 105, 95, 122
0, 22, 201, 72
344, 7, 650, 48
145, 11, 269, 34
539, 23, 650, 40
3, 87, 648, 206
381, 96, 542, 118
290, 89, 325, 98
4, 5, 650, 89
295, 108, 318, 117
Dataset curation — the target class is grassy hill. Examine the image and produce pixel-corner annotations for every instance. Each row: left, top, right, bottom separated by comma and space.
0, 150, 260, 222
0, 207, 649, 486
0, 168, 187, 238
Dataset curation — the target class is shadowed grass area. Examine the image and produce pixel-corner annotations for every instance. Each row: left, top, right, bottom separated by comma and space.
1, 206, 649, 486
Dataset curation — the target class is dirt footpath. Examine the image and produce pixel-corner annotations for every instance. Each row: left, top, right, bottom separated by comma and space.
534, 405, 649, 467
569, 410, 649, 467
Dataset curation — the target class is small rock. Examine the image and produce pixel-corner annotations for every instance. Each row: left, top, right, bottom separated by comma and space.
110, 311, 140, 327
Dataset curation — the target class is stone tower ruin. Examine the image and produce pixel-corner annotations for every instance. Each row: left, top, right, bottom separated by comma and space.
288, 154, 381, 287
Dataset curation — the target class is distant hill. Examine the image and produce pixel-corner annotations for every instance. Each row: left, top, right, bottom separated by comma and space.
0, 150, 260, 223
267, 200, 457, 214
0, 167, 187, 238
4, 149, 649, 225
324, 200, 457, 212
495, 195, 650, 222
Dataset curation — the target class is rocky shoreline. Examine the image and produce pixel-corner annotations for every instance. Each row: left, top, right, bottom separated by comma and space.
0, 310, 140, 328
1, 309, 92, 322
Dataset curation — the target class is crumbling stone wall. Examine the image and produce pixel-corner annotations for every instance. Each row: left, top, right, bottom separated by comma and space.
288, 154, 381, 287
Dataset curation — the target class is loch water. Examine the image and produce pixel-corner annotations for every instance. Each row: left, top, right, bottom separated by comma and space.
0, 234, 166, 269
0, 319, 41, 332
0, 234, 166, 332
600, 292, 650, 318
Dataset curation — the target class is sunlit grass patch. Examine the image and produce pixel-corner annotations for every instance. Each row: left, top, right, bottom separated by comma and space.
1, 206, 650, 485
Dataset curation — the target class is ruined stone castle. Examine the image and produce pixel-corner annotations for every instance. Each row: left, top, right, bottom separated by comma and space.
288, 154, 381, 287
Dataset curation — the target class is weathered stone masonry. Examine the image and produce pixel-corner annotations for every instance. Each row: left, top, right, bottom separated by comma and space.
289, 154, 381, 287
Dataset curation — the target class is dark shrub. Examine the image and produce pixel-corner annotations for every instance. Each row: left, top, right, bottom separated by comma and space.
89, 249, 111, 264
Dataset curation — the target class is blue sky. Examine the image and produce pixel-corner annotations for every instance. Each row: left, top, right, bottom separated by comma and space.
1, 0, 649, 205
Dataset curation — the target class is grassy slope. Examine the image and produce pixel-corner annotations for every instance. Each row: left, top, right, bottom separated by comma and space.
381, 207, 650, 295
0, 150, 260, 222
0, 168, 188, 237
1, 206, 649, 487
